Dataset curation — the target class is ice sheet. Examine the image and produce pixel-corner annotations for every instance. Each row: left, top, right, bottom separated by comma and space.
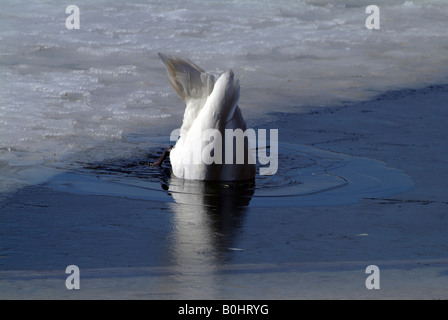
1, 0, 448, 191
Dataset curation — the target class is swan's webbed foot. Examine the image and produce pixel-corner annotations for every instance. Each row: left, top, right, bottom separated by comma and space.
150, 146, 173, 167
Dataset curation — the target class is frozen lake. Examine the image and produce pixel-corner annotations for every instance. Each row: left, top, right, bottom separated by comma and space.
1, 0, 448, 188
1, 0, 448, 299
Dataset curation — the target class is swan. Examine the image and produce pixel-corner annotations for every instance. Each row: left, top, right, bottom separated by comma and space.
158, 53, 255, 181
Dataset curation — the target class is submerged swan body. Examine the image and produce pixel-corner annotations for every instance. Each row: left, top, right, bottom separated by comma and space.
159, 53, 255, 181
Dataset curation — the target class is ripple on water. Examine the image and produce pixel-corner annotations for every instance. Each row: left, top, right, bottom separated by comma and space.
44, 142, 414, 208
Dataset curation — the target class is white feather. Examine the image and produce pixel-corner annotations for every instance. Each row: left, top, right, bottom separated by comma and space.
159, 53, 255, 181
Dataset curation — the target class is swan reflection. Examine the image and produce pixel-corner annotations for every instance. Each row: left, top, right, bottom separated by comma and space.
165, 177, 254, 268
